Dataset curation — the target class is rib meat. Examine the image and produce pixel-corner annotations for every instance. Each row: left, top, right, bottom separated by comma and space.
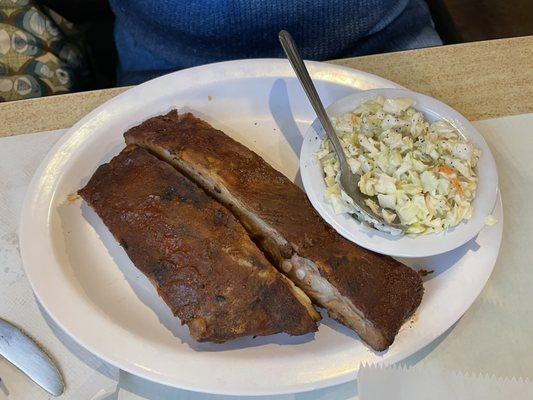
79, 145, 319, 342
125, 111, 424, 351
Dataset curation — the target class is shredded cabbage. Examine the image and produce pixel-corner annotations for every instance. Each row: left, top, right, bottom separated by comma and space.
317, 96, 480, 236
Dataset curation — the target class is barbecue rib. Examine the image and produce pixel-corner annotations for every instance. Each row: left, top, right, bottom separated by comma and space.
125, 111, 424, 351
79, 145, 319, 342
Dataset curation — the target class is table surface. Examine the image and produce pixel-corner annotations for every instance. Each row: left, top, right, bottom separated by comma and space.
0, 36, 531, 137
1, 37, 532, 400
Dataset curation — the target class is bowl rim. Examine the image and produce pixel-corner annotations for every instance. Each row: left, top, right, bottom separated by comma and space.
299, 87, 499, 258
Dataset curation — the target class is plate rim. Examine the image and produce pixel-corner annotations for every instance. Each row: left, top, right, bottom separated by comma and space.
19, 59, 503, 396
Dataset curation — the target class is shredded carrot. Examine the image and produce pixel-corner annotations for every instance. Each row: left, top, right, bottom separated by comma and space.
435, 165, 464, 196
451, 178, 464, 196
435, 165, 455, 176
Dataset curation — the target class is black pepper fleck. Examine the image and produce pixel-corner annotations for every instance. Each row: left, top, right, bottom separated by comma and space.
161, 186, 178, 202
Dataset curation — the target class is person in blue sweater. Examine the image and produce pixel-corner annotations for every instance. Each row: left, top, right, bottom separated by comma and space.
0, 0, 441, 100
110, 0, 442, 85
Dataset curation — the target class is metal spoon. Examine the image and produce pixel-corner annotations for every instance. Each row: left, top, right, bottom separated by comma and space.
278, 30, 405, 235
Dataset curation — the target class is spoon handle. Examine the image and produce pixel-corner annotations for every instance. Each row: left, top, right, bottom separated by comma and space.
279, 30, 347, 164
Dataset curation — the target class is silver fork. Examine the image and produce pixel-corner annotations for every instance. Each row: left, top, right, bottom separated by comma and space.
279, 30, 405, 235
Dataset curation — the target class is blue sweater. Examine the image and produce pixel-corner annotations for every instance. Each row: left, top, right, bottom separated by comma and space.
110, 0, 441, 85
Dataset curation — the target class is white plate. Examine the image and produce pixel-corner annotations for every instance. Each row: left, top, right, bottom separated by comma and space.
301, 88, 499, 258
19, 59, 503, 396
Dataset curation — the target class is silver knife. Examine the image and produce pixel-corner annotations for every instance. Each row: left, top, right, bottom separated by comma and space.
0, 318, 64, 396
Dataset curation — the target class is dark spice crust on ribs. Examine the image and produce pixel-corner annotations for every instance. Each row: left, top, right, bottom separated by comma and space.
79, 145, 319, 342
125, 111, 424, 350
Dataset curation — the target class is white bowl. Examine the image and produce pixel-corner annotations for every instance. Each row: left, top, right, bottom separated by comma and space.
300, 88, 499, 258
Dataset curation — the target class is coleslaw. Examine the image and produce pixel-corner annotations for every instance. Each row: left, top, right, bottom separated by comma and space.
317, 96, 480, 236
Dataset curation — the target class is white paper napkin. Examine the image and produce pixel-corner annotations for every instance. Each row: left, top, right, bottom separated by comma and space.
0, 131, 119, 400
358, 363, 533, 400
